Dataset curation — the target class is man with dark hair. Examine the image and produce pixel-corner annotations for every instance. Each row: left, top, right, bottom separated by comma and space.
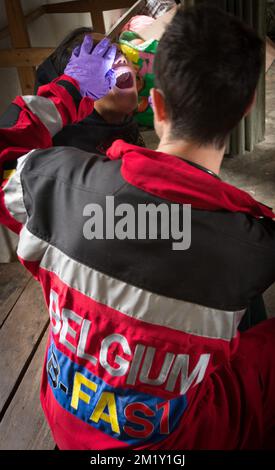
153, 4, 263, 150
0, 5, 275, 450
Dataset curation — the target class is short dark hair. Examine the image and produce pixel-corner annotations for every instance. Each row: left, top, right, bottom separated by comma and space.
154, 5, 264, 148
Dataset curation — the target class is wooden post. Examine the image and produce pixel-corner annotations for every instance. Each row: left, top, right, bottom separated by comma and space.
0, 48, 55, 68
4, 0, 35, 94
90, 1, 106, 33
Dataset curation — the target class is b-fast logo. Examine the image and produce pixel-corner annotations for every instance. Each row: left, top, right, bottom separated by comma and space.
49, 290, 211, 396
47, 343, 187, 444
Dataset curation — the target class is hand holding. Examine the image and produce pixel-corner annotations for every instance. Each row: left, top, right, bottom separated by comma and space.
64, 35, 117, 100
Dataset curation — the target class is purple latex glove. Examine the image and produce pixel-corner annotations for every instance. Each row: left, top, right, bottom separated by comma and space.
64, 35, 117, 100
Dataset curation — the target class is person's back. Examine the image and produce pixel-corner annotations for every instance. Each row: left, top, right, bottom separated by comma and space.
0, 5, 275, 450
23, 141, 275, 449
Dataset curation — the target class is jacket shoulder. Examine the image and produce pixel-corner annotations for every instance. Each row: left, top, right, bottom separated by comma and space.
21, 146, 125, 196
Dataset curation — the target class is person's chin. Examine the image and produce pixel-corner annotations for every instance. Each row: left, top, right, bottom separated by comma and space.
114, 92, 138, 115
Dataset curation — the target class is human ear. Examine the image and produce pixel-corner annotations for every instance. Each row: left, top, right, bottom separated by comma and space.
150, 88, 168, 122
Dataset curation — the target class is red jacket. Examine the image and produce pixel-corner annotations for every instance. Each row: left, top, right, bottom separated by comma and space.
0, 76, 275, 450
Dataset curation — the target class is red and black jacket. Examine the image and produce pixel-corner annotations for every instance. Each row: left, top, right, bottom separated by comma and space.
0, 76, 275, 450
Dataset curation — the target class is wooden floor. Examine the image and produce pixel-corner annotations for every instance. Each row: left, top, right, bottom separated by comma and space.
0, 262, 55, 450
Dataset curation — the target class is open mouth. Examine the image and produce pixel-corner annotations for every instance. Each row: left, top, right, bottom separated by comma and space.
114, 66, 135, 90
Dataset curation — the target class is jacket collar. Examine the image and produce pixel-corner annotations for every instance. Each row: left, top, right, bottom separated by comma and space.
106, 140, 274, 220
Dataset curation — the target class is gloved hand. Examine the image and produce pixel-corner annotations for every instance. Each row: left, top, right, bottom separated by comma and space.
64, 35, 117, 100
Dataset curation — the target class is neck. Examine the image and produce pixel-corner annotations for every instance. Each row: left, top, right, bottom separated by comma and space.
94, 102, 126, 125
157, 133, 225, 175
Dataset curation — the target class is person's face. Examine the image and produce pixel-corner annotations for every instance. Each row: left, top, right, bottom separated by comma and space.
97, 48, 138, 115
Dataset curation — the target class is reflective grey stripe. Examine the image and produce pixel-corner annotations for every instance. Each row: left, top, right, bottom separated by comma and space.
3, 151, 35, 224
22, 96, 63, 137
17, 226, 49, 261
39, 245, 245, 340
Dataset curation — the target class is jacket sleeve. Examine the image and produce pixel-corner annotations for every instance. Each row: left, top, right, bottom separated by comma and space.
0, 75, 94, 234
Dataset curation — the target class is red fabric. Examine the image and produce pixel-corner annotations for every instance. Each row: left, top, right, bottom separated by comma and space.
107, 140, 275, 220
0, 76, 92, 167
37, 268, 239, 450
1, 84, 274, 450
41, 382, 129, 450
0, 99, 52, 160
39, 268, 236, 399
0, 77, 94, 234
39, 75, 93, 126
78, 97, 95, 122
41, 309, 275, 449
36, 268, 275, 450
168, 318, 275, 450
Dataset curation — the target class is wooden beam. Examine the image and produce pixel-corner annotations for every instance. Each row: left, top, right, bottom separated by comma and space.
43, 0, 135, 14
0, 48, 54, 68
0, 34, 106, 69
0, 6, 45, 41
4, 0, 35, 94
0, 37, 104, 69
0, 1, 136, 40
90, 8, 105, 34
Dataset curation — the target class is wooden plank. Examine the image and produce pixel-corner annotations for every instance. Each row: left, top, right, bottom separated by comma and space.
0, 1, 135, 40
0, 48, 54, 68
4, 0, 35, 94
0, 331, 55, 450
0, 263, 31, 328
0, 278, 49, 417
0, 6, 46, 41
43, 0, 135, 14
0, 0, 136, 40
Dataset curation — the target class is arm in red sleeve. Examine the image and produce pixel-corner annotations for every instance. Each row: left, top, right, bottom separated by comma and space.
0, 75, 94, 234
